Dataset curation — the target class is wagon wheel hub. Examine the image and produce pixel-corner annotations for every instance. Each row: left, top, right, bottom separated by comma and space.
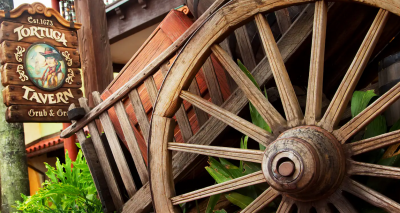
262, 126, 346, 202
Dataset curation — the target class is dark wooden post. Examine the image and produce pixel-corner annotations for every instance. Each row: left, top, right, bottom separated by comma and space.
74, 0, 113, 106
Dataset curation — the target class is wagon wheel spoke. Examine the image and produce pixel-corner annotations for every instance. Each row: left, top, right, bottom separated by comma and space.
305, 0, 328, 125
328, 191, 357, 212
211, 44, 287, 134
255, 13, 303, 127
276, 196, 295, 213
334, 81, 400, 143
348, 160, 400, 179
319, 9, 389, 131
170, 171, 266, 205
241, 187, 280, 213
314, 204, 333, 213
343, 178, 400, 212
297, 203, 311, 213
345, 129, 400, 156
180, 90, 274, 147
168, 143, 264, 163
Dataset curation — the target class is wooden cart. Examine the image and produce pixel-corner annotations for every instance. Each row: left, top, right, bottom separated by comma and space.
62, 0, 400, 212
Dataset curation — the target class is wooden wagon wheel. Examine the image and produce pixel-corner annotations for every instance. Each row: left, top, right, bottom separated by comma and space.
149, 0, 400, 212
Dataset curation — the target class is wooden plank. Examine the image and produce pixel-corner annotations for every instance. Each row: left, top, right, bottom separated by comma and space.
275, 9, 292, 34
2, 85, 82, 106
5, 105, 70, 122
114, 101, 149, 184
129, 89, 151, 143
242, 187, 279, 213
219, 38, 237, 92
188, 78, 209, 126
92, 92, 137, 197
121, 183, 152, 213
1, 63, 82, 88
0, 41, 80, 67
75, 0, 113, 106
62, 0, 228, 138
202, 57, 224, 106
77, 98, 124, 209
234, 26, 257, 71
80, 138, 116, 213
0, 21, 78, 48
143, 76, 158, 106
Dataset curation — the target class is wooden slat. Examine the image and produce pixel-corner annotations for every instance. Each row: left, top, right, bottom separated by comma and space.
255, 13, 303, 127
92, 92, 137, 197
348, 160, 400, 179
304, 0, 327, 125
242, 187, 279, 213
345, 129, 400, 156
171, 171, 266, 205
61, 0, 229, 138
129, 89, 151, 143
69, 104, 116, 213
328, 191, 357, 213
275, 9, 292, 34
180, 90, 273, 146
343, 178, 400, 212
121, 183, 153, 213
78, 97, 124, 208
234, 26, 257, 71
144, 76, 158, 106
168, 143, 264, 163
219, 38, 238, 92
211, 44, 287, 134
114, 101, 148, 184
276, 196, 294, 213
202, 57, 224, 106
188, 78, 209, 126
319, 9, 389, 131
334, 81, 400, 143
159, 64, 193, 142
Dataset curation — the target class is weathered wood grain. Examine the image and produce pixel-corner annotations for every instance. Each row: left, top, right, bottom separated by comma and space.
328, 191, 356, 213
234, 26, 256, 71
188, 78, 209, 126
143, 76, 158, 106
276, 196, 294, 213
242, 187, 280, 213
78, 97, 124, 209
180, 90, 273, 146
319, 9, 389, 131
343, 178, 400, 212
347, 160, 400, 179
128, 89, 151, 143
334, 81, 400, 143
211, 44, 287, 134
345, 129, 400, 156
255, 13, 303, 127
92, 91, 137, 197
171, 171, 265, 205
202, 56, 224, 106
168, 143, 264, 163
304, 0, 327, 125
114, 101, 148, 184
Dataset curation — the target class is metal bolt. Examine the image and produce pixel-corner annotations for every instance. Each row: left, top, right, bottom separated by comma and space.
6, 42, 10, 47
278, 161, 295, 177
5, 32, 9, 36
4, 22, 8, 26
10, 86, 14, 91
9, 76, 13, 80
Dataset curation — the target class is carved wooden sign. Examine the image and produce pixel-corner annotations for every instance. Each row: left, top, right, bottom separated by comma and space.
0, 3, 83, 122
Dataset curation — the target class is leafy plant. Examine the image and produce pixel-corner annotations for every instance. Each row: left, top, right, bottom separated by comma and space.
16, 148, 103, 213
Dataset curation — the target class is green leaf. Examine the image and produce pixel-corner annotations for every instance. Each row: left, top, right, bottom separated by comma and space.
206, 194, 221, 213
206, 157, 233, 184
225, 192, 254, 209
351, 90, 377, 118
390, 119, 400, 132
238, 59, 259, 88
363, 115, 387, 140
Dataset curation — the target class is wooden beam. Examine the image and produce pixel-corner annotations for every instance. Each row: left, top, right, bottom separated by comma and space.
75, 0, 113, 106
